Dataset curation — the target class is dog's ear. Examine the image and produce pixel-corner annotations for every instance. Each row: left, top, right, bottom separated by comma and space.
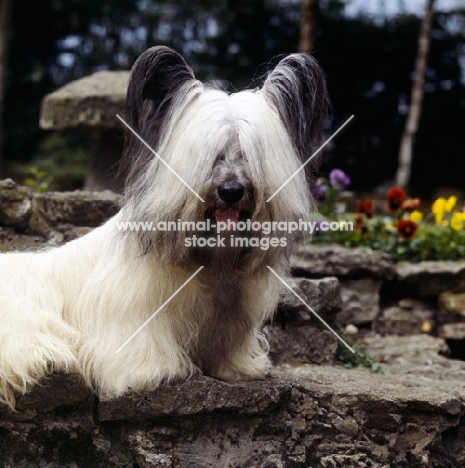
262, 54, 329, 160
125, 46, 195, 137
121, 46, 196, 184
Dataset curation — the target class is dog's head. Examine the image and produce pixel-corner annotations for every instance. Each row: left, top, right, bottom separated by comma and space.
120, 46, 329, 266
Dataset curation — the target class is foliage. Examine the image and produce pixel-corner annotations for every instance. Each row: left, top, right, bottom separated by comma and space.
336, 333, 386, 374
23, 166, 53, 193
312, 168, 351, 217
312, 171, 465, 262
11, 133, 91, 191
317, 218, 465, 262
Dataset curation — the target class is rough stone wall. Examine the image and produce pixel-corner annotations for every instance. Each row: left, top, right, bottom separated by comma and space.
0, 178, 121, 251
1, 179, 465, 467
1, 364, 464, 467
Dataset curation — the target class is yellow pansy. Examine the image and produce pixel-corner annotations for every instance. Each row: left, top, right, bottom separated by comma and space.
445, 196, 457, 212
410, 210, 423, 222
432, 196, 457, 214
432, 197, 446, 214
451, 212, 465, 231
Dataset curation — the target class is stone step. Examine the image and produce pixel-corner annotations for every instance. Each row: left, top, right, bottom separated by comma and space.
2, 364, 463, 467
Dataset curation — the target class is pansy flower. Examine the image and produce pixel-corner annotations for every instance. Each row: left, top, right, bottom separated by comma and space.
329, 169, 351, 189
432, 196, 457, 226
409, 210, 423, 223
451, 212, 465, 231
397, 219, 418, 240
386, 187, 407, 213
356, 199, 373, 219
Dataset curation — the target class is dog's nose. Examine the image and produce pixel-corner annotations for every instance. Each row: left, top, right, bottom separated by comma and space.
218, 182, 245, 203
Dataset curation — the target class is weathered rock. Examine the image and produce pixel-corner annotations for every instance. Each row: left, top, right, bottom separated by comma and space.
15, 374, 90, 414
439, 323, 465, 361
398, 298, 425, 309
439, 291, 465, 321
374, 304, 434, 335
0, 227, 47, 252
111, 366, 465, 467
336, 279, 381, 326
291, 244, 394, 279
265, 325, 338, 365
98, 374, 291, 422
0, 178, 32, 229
397, 261, 465, 296
39, 72, 130, 191
272, 277, 341, 365
359, 333, 465, 384
28, 189, 121, 237
2, 364, 465, 467
440, 323, 465, 341
40, 71, 129, 130
278, 276, 341, 313
0, 421, 109, 467
344, 323, 359, 335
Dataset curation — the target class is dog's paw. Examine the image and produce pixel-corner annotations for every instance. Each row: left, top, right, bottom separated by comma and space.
0, 313, 81, 409
211, 367, 267, 382
209, 355, 270, 383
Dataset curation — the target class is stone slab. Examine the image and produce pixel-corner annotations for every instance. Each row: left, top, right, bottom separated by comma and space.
291, 244, 394, 279
98, 374, 291, 422
40, 70, 130, 130
397, 260, 465, 295
2, 363, 465, 467
278, 276, 341, 313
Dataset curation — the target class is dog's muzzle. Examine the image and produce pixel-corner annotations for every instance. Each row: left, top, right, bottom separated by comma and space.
214, 182, 245, 224
217, 182, 244, 204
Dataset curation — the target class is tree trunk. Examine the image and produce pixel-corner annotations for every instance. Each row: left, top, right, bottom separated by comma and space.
299, 0, 317, 53
0, 0, 12, 176
395, 0, 436, 188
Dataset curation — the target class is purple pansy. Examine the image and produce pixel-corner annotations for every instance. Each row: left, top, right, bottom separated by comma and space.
329, 169, 351, 189
311, 183, 328, 203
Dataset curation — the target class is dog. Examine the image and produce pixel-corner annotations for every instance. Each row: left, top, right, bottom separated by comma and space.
0, 46, 328, 409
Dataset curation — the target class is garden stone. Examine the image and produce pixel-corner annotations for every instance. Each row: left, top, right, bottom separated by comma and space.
398, 297, 426, 309
440, 323, 465, 341
28, 189, 121, 238
438, 291, 465, 321
98, 374, 292, 421
344, 324, 358, 335
291, 244, 394, 279
397, 261, 465, 296
273, 276, 341, 365
439, 323, 465, 361
40, 71, 129, 130
0, 227, 47, 252
2, 363, 465, 466
359, 333, 465, 384
335, 279, 381, 326
40, 71, 130, 191
278, 276, 341, 314
15, 374, 90, 415
265, 324, 338, 365
0, 178, 32, 229
103, 366, 464, 467
374, 303, 434, 335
